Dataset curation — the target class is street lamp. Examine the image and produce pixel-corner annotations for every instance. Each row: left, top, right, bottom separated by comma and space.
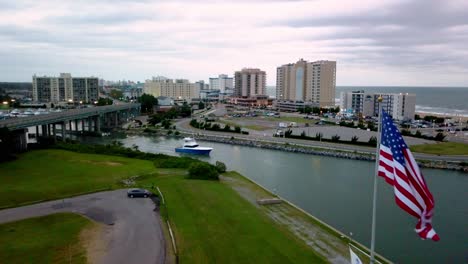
2, 101, 8, 105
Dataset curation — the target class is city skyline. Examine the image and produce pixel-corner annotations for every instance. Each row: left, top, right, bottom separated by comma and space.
1, 0, 467, 86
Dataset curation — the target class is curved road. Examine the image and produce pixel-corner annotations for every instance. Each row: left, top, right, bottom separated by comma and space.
0, 190, 165, 264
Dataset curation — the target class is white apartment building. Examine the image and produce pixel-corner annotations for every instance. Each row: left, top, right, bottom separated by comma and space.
276, 59, 336, 108
209, 74, 234, 93
341, 91, 416, 120
234, 68, 266, 97
144, 76, 200, 101
32, 73, 99, 103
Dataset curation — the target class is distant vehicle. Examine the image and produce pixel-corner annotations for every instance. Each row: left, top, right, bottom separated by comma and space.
275, 130, 284, 136
127, 188, 151, 198
288, 122, 298, 128
278, 122, 288, 128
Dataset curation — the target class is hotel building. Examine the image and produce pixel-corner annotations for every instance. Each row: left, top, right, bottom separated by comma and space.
32, 73, 99, 103
341, 90, 416, 120
276, 59, 336, 110
234, 68, 266, 97
144, 76, 200, 101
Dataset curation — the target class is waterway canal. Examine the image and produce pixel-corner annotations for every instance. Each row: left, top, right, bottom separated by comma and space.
86, 135, 467, 263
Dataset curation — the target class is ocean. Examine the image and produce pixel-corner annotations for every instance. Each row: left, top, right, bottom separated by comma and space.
266, 86, 468, 117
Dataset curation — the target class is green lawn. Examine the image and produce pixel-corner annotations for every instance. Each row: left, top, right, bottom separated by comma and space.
410, 142, 468, 155
218, 119, 270, 131
0, 213, 92, 263
137, 170, 326, 264
0, 149, 155, 208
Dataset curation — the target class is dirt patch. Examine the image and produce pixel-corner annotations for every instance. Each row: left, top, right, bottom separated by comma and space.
77, 160, 123, 166
80, 222, 111, 264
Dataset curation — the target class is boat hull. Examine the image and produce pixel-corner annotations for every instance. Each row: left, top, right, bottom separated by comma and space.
175, 148, 212, 155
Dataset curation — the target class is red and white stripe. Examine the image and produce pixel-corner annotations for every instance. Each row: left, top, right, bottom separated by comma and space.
378, 144, 440, 241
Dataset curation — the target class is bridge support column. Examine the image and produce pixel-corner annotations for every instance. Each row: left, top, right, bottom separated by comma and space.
69, 120, 72, 134
88, 118, 93, 132
95, 116, 101, 133
75, 120, 79, 132
41, 125, 47, 137
114, 112, 118, 127
12, 129, 28, 152
47, 124, 51, 136
81, 119, 85, 132
36, 126, 39, 138
53, 124, 57, 142
61, 122, 66, 141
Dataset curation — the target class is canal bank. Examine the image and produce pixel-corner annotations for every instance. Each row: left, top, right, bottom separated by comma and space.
125, 129, 468, 172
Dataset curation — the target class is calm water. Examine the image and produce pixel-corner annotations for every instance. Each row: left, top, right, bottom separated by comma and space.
90, 135, 467, 263
266, 86, 468, 117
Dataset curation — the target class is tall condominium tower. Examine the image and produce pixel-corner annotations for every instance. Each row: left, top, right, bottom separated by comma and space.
276, 59, 336, 107
234, 68, 266, 97
144, 76, 200, 100
209, 74, 234, 93
32, 73, 99, 103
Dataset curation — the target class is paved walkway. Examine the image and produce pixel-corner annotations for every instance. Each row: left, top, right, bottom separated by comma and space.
0, 190, 165, 264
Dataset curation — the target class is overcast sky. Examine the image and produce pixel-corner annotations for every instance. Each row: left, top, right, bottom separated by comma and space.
1, 0, 467, 86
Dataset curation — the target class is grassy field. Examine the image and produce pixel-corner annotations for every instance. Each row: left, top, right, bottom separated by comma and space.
218, 119, 270, 131
0, 213, 92, 263
0, 149, 155, 208
410, 142, 468, 155
137, 170, 326, 264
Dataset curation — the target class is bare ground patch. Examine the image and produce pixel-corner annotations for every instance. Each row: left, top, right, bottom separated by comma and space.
76, 160, 124, 167
80, 222, 111, 264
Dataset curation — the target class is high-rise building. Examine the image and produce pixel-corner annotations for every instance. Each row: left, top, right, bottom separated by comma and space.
234, 68, 266, 97
341, 91, 416, 120
32, 73, 99, 103
276, 59, 336, 108
144, 76, 200, 101
209, 74, 234, 93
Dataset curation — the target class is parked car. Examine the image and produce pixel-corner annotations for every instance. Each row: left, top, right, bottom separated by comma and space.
127, 188, 151, 198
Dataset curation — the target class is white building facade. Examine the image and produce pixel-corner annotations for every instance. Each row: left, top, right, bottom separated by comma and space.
341, 91, 416, 120
209, 74, 234, 93
144, 76, 200, 101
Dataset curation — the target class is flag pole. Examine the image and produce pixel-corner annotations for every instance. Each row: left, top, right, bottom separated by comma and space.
370, 96, 383, 264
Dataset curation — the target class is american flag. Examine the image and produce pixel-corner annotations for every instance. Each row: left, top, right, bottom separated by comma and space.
377, 109, 440, 241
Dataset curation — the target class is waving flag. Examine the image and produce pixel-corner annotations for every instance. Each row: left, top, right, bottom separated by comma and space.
377, 109, 440, 241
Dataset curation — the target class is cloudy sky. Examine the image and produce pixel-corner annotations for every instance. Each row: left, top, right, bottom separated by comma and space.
1, 0, 467, 86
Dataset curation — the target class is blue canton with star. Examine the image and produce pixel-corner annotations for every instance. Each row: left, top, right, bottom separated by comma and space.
380, 110, 408, 164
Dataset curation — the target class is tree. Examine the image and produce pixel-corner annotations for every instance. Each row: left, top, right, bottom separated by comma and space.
188, 162, 219, 180
351, 135, 359, 142
234, 126, 241, 133
179, 102, 192, 117
97, 97, 113, 106
198, 101, 205, 110
369, 136, 377, 146
109, 89, 123, 100
215, 161, 227, 173
331, 134, 341, 142
138, 94, 158, 114
434, 132, 446, 142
